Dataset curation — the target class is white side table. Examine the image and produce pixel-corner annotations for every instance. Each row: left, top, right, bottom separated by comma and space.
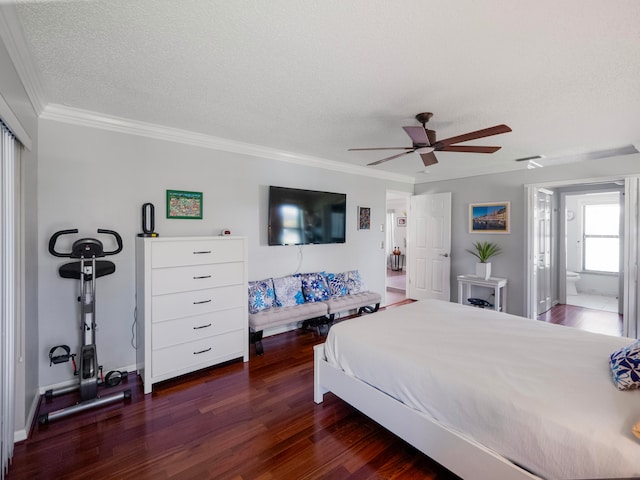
457, 275, 508, 312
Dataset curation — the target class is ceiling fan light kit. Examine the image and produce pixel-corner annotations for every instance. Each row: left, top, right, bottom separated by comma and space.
349, 112, 512, 167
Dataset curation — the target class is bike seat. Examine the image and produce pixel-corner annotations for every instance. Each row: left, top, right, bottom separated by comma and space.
59, 260, 116, 280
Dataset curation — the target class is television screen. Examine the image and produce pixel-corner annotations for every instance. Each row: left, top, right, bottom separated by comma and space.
268, 186, 346, 245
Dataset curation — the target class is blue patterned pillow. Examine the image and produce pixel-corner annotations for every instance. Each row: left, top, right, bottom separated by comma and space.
300, 272, 331, 302
610, 340, 640, 390
272, 275, 305, 307
248, 278, 275, 314
325, 272, 348, 297
345, 270, 366, 294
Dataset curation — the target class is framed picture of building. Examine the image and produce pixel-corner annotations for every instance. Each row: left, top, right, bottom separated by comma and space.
469, 201, 510, 234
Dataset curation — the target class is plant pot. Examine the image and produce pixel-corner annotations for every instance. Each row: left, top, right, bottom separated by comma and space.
475, 262, 491, 280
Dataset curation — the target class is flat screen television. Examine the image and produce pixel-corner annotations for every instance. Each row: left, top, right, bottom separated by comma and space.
268, 186, 346, 245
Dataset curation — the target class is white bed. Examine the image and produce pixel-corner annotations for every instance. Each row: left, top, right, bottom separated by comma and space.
313, 299, 640, 480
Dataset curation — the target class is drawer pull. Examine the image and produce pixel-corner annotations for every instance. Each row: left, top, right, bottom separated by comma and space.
193, 250, 211, 255
193, 299, 212, 305
193, 347, 212, 355
193, 275, 212, 279
193, 323, 212, 330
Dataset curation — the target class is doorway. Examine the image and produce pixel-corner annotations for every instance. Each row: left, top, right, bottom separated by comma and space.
526, 176, 639, 338
562, 189, 622, 314
385, 191, 410, 305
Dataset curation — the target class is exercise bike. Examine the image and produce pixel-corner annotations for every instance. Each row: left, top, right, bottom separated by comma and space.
38, 229, 131, 425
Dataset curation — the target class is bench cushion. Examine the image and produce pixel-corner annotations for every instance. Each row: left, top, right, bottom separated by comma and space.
325, 291, 381, 314
249, 301, 328, 330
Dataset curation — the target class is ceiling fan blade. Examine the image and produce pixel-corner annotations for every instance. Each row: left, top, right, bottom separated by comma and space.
420, 151, 438, 166
348, 147, 414, 151
402, 126, 430, 146
367, 150, 415, 166
440, 145, 502, 154
425, 129, 437, 145
437, 124, 512, 147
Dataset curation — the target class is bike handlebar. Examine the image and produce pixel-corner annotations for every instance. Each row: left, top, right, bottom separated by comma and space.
48, 229, 79, 257
97, 229, 123, 255
48, 229, 123, 258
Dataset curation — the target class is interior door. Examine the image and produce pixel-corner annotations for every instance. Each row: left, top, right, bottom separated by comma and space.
536, 188, 553, 314
407, 192, 451, 300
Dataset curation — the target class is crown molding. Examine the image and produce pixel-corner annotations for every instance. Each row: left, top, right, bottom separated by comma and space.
0, 4, 47, 115
41, 103, 416, 184
0, 91, 32, 150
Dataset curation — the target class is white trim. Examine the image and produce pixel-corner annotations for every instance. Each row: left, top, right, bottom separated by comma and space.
13, 394, 37, 443
0, 92, 31, 151
623, 177, 638, 338
0, 5, 47, 116
525, 186, 536, 318
524, 175, 630, 189
38, 362, 138, 395
40, 103, 416, 184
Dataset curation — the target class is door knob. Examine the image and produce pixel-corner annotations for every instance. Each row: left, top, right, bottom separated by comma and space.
440, 253, 449, 258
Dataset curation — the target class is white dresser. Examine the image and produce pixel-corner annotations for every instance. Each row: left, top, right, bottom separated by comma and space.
135, 236, 248, 394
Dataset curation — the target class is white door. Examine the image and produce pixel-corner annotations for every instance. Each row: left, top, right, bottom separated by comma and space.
407, 192, 451, 300
536, 188, 553, 314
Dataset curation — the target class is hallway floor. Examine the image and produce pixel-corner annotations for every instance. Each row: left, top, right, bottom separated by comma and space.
385, 268, 406, 305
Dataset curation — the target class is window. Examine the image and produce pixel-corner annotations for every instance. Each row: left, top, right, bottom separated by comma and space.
583, 202, 620, 273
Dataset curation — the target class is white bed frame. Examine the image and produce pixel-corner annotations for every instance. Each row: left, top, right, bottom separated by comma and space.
314, 343, 541, 480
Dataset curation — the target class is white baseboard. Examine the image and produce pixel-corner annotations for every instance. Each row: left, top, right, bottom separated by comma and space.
39, 363, 138, 394
13, 393, 39, 443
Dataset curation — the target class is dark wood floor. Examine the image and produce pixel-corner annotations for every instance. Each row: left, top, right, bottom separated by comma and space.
9, 301, 458, 480
538, 302, 623, 337
9, 301, 621, 480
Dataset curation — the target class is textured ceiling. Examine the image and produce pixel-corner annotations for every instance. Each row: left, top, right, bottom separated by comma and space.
10, 0, 640, 183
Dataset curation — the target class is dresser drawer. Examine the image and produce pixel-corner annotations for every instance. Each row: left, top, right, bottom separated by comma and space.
152, 239, 243, 268
152, 329, 244, 377
152, 262, 244, 295
152, 307, 244, 350
151, 284, 244, 323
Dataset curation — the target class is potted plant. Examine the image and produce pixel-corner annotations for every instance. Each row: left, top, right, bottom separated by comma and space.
467, 241, 502, 280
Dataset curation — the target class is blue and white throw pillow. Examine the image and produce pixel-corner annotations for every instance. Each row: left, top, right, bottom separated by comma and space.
325, 272, 348, 297
248, 278, 276, 314
345, 270, 366, 294
300, 272, 331, 302
610, 340, 640, 390
273, 275, 305, 307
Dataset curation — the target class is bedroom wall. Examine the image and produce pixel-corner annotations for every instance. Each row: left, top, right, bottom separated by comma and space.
0, 36, 39, 438
414, 154, 640, 317
36, 117, 413, 388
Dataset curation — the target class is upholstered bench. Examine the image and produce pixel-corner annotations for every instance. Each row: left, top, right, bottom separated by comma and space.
248, 270, 381, 355
249, 302, 328, 355
325, 291, 382, 321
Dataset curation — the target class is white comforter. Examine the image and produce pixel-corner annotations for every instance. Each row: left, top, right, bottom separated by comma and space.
323, 299, 640, 479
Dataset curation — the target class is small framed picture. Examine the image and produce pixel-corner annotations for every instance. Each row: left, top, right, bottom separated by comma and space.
397, 217, 407, 227
358, 206, 371, 230
166, 190, 203, 219
469, 201, 510, 234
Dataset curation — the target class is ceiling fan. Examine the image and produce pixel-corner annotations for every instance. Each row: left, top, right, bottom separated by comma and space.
349, 112, 512, 167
